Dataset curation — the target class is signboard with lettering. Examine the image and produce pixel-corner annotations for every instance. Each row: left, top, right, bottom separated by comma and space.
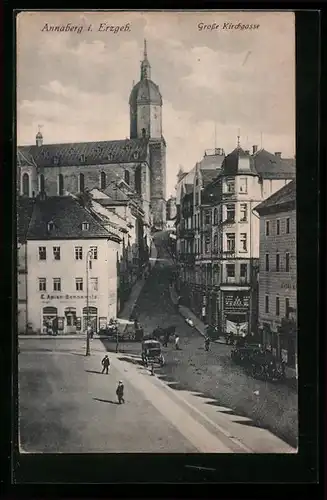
40, 294, 98, 300
223, 291, 250, 312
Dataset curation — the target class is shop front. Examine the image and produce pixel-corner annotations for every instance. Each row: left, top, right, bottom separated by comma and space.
221, 289, 250, 337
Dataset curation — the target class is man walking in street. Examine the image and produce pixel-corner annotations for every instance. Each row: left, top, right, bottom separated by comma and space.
101, 354, 110, 374
175, 335, 180, 350
116, 380, 125, 404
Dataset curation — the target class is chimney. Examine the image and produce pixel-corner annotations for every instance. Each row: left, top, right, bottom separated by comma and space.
274, 152, 282, 158
252, 145, 258, 154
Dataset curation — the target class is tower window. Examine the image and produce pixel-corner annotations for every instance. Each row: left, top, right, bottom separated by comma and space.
124, 170, 130, 185
22, 173, 30, 196
79, 173, 85, 193
58, 174, 64, 195
100, 171, 106, 190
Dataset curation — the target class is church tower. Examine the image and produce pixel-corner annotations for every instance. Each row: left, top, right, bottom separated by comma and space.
129, 40, 166, 229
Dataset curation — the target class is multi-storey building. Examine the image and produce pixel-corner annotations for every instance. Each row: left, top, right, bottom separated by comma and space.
17, 194, 121, 334
176, 143, 295, 338
255, 180, 297, 375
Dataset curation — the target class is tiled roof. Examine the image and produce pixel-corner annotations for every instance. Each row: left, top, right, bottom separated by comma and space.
17, 149, 36, 167
22, 195, 121, 241
253, 149, 296, 179
17, 197, 35, 243
129, 79, 162, 106
18, 138, 148, 168
199, 153, 225, 171
255, 179, 296, 213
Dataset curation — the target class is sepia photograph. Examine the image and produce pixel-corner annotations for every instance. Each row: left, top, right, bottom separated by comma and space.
17, 10, 297, 455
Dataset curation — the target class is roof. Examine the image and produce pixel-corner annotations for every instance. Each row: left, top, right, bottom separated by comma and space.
17, 198, 35, 243
255, 179, 296, 214
17, 149, 37, 168
253, 149, 296, 179
18, 138, 148, 168
129, 78, 162, 106
221, 147, 257, 176
201, 169, 219, 187
19, 195, 121, 242
199, 152, 225, 171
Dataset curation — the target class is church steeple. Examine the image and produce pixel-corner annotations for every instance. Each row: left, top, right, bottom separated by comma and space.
140, 39, 151, 80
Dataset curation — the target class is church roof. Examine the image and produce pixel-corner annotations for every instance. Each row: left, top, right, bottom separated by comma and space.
18, 138, 148, 168
221, 147, 257, 176
17, 149, 36, 167
19, 195, 120, 242
129, 79, 162, 106
255, 179, 296, 214
252, 149, 296, 179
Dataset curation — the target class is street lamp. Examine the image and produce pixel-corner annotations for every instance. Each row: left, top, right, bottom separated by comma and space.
85, 249, 92, 356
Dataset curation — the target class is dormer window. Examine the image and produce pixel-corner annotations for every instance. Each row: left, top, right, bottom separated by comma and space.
82, 222, 89, 231
53, 156, 59, 165
80, 154, 86, 162
133, 151, 139, 159
107, 153, 113, 161
47, 221, 55, 232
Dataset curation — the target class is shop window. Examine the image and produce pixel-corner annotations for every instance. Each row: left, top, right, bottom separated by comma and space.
265, 253, 269, 271
75, 278, 83, 291
285, 252, 290, 272
100, 171, 106, 190
276, 219, 280, 235
53, 278, 61, 291
286, 217, 290, 234
53, 246, 60, 260
226, 264, 235, 278
276, 253, 280, 272
75, 246, 83, 260
39, 247, 46, 260
38, 278, 46, 291
226, 233, 235, 252
265, 295, 269, 313
22, 173, 30, 196
240, 233, 247, 252
240, 203, 247, 222
276, 296, 280, 316
265, 220, 270, 236
90, 246, 98, 260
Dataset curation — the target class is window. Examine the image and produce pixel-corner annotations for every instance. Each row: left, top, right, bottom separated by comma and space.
124, 170, 130, 185
213, 208, 218, 225
58, 174, 64, 195
53, 247, 60, 260
90, 246, 98, 260
47, 221, 55, 232
100, 171, 106, 190
240, 203, 247, 221
225, 178, 235, 193
90, 277, 98, 291
226, 233, 235, 252
226, 264, 235, 278
39, 247, 46, 260
239, 178, 248, 193
75, 278, 83, 291
39, 174, 45, 192
265, 295, 269, 313
276, 219, 280, 235
240, 263, 247, 278
79, 173, 85, 193
22, 173, 29, 196
82, 222, 89, 231
53, 278, 61, 291
286, 217, 290, 234
240, 233, 247, 251
265, 220, 270, 236
38, 278, 46, 291
213, 234, 218, 253
285, 298, 290, 318
75, 246, 83, 260
276, 253, 280, 272
204, 236, 210, 253
265, 253, 269, 271
204, 210, 211, 225
226, 204, 235, 222
285, 252, 290, 272
276, 296, 280, 316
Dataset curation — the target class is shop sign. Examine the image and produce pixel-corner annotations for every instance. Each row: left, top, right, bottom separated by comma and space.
223, 291, 250, 312
40, 294, 98, 300
280, 283, 296, 290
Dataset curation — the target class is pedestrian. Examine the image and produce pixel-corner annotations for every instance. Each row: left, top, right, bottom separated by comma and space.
101, 355, 110, 374
116, 380, 125, 404
175, 335, 180, 350
205, 336, 210, 351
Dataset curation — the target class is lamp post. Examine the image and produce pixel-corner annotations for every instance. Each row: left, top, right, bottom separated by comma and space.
85, 249, 92, 356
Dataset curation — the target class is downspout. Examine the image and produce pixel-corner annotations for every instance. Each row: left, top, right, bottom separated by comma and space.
25, 243, 28, 334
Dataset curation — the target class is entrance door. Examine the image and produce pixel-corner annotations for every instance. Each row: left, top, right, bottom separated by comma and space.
65, 307, 77, 334
82, 306, 98, 333
42, 306, 58, 335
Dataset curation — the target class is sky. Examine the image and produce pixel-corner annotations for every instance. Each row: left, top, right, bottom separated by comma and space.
17, 11, 295, 197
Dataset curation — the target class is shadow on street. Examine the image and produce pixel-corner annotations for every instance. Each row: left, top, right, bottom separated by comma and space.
93, 397, 119, 405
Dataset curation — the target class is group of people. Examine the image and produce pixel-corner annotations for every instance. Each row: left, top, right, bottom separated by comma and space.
101, 355, 125, 404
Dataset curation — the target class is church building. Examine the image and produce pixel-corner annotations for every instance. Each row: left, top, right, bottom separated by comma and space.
17, 40, 167, 232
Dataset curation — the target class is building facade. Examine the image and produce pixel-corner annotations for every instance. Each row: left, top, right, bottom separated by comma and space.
17, 40, 166, 230
255, 180, 297, 374
18, 195, 121, 334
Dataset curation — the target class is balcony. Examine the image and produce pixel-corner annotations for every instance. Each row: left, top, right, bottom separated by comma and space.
220, 276, 251, 286
222, 249, 236, 258
179, 228, 195, 239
